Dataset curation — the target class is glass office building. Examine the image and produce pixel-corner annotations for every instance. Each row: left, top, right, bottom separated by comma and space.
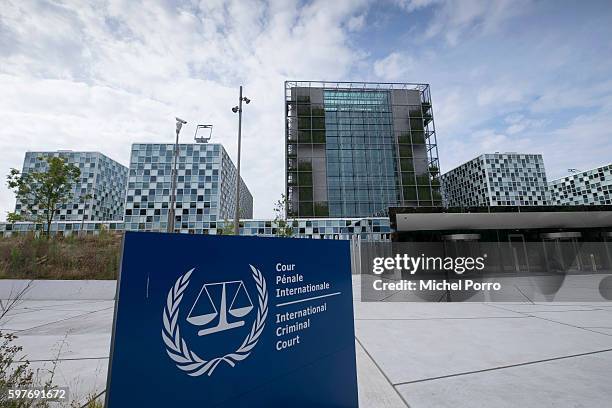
548, 163, 612, 205
285, 81, 441, 218
441, 153, 550, 207
15, 151, 127, 221
123, 143, 253, 233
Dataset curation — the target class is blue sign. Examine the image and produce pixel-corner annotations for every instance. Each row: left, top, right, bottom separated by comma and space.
105, 232, 358, 407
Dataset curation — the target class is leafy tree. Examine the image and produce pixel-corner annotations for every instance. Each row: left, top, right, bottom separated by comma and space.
7, 157, 81, 237
5, 212, 24, 224
273, 194, 294, 237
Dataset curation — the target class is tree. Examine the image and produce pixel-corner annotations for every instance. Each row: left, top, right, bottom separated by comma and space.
5, 212, 24, 224
7, 157, 81, 237
273, 194, 294, 237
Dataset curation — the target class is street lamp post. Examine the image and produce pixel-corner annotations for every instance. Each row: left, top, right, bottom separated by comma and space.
232, 86, 250, 235
168, 117, 187, 233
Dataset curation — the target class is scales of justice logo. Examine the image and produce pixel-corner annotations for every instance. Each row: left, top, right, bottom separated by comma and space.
161, 264, 268, 377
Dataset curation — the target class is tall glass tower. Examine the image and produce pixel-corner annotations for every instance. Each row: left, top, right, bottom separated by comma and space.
285, 81, 441, 218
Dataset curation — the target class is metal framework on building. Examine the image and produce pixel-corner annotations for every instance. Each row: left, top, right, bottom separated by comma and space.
285, 80, 441, 218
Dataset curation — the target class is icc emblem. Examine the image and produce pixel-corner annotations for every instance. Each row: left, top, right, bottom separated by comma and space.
161, 265, 268, 376
188, 280, 253, 336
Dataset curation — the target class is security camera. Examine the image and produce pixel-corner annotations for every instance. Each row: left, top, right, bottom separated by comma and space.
244, 98, 251, 104
175, 117, 187, 124
232, 106, 239, 113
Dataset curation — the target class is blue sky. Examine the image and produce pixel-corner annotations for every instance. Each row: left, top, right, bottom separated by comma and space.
1, 0, 611, 219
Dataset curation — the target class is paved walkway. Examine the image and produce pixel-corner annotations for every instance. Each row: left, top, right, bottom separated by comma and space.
1, 279, 612, 407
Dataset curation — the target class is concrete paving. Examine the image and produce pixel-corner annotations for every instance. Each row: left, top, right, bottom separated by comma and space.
1, 278, 611, 407
396, 351, 612, 408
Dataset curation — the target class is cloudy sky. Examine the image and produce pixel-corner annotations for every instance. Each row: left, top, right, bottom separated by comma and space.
1, 0, 611, 219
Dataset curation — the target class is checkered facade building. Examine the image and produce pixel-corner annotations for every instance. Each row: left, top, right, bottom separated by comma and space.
441, 153, 550, 207
123, 143, 253, 233
15, 151, 127, 221
0, 217, 391, 241
548, 164, 612, 206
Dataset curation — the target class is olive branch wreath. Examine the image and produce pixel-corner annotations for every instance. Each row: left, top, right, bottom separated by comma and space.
161, 264, 268, 377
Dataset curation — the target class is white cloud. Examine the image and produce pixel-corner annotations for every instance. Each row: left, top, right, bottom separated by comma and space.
1, 0, 612, 222
476, 84, 527, 106
439, 95, 612, 181
469, 129, 532, 153
0, 0, 371, 220
503, 114, 546, 135
393, 0, 442, 12
424, 0, 533, 46
347, 14, 366, 31
532, 107, 612, 180
373, 52, 415, 80
530, 80, 612, 113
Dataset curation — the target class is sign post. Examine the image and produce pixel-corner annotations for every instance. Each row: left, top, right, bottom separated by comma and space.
105, 232, 358, 407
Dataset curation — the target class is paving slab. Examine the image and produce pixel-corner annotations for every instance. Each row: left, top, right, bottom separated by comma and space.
355, 317, 612, 384
1, 306, 43, 319
589, 327, 612, 335
9, 307, 113, 360
521, 302, 612, 308
4, 279, 612, 407
510, 274, 611, 302
354, 301, 523, 320
0, 309, 93, 331
396, 350, 612, 408
591, 302, 612, 308
525, 310, 612, 330
356, 340, 408, 408
0, 280, 116, 300
13, 333, 111, 361
487, 303, 607, 313
17, 307, 114, 336
17, 300, 114, 312
12, 300, 101, 309
26, 357, 109, 404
